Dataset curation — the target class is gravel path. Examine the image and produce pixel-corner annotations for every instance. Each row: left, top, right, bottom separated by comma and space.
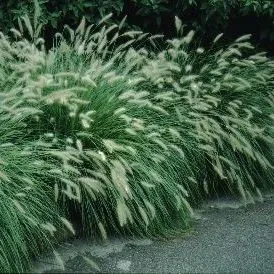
32, 194, 274, 273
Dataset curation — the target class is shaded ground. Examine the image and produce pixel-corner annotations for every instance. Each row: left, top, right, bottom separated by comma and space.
32, 194, 274, 273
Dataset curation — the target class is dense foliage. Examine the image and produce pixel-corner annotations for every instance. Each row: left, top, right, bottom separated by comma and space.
0, 0, 273, 52
0, 2, 273, 273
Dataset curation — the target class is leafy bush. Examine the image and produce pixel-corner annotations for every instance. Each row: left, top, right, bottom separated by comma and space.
1, 0, 274, 51
0, 0, 124, 31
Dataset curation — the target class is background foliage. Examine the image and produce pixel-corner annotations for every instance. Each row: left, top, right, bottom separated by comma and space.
0, 0, 273, 53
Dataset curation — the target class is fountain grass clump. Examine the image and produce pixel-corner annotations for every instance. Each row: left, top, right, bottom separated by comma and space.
0, 12, 273, 272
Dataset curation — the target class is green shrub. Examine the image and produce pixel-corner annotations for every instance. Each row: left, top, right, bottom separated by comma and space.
1, 0, 274, 48
0, 0, 124, 33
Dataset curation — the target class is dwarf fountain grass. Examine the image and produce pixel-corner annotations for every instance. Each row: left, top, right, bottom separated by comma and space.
0, 11, 274, 272
136, 22, 274, 201
0, 17, 195, 239
0, 109, 72, 273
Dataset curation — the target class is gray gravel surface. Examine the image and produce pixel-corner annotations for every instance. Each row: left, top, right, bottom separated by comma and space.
32, 195, 274, 273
